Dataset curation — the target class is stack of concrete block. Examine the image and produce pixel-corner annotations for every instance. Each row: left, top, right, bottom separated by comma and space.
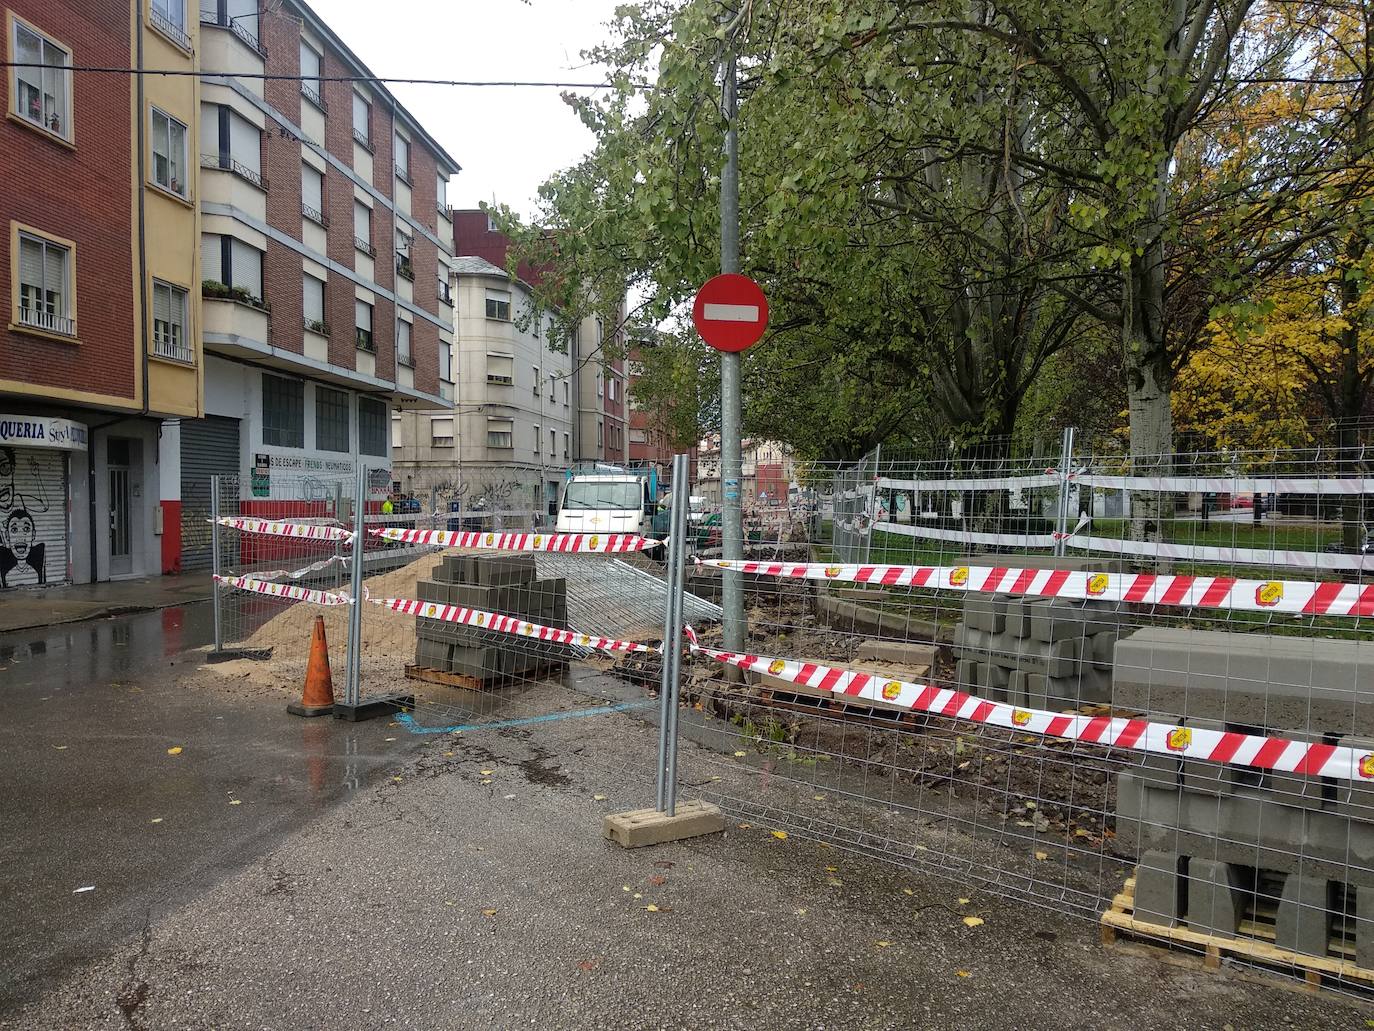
1113, 628, 1374, 963
953, 594, 1122, 709
413, 554, 568, 681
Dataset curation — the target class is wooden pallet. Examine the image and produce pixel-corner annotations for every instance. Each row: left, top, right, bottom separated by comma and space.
404, 661, 565, 691
1101, 871, 1374, 993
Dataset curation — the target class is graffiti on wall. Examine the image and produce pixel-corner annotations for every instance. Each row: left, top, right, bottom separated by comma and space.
0, 447, 50, 588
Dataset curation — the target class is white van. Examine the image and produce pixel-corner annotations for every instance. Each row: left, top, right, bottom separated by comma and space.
556, 473, 654, 536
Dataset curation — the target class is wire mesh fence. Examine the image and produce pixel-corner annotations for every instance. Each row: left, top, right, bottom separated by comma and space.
206, 436, 1374, 996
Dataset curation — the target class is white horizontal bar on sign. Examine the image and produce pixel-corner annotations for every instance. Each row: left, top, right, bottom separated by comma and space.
1065, 535, 1374, 572
1074, 474, 1374, 494
873, 519, 1058, 549
879, 474, 1060, 492
702, 302, 760, 322
689, 642, 1373, 782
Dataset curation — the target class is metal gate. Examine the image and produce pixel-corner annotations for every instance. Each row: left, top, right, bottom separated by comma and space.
180, 416, 240, 571
0, 446, 68, 588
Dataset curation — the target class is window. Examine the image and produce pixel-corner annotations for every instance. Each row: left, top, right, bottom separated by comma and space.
548, 372, 555, 401
11, 19, 70, 140
630, 427, 648, 444
562, 431, 570, 459
152, 281, 191, 362
533, 424, 541, 454
532, 311, 540, 338
353, 200, 372, 255
394, 132, 410, 181
203, 104, 263, 187
485, 289, 511, 321
355, 299, 373, 351
301, 164, 325, 225
563, 381, 569, 406
609, 377, 617, 401
203, 235, 264, 302
596, 372, 603, 398
486, 419, 513, 449
299, 40, 323, 109
532, 365, 540, 396
486, 213, 499, 232
396, 318, 412, 367
436, 174, 448, 212
597, 420, 604, 448
303, 273, 326, 333
549, 428, 556, 457
152, 108, 188, 196
395, 230, 413, 280
262, 374, 304, 447
150, 0, 190, 49
391, 414, 402, 449
16, 232, 74, 336
437, 272, 451, 306
439, 341, 452, 383
430, 416, 454, 447
486, 354, 513, 385
359, 397, 387, 456
351, 91, 370, 147
316, 386, 349, 452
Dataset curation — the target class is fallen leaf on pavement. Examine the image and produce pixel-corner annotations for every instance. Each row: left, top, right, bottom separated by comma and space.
653, 860, 675, 869
593, 794, 607, 801
384, 737, 396, 742
648, 875, 667, 887
54, 745, 68, 751
480, 779, 492, 785
73, 886, 95, 894
480, 769, 494, 775
481, 909, 498, 917
633, 893, 643, 900
902, 888, 914, 896
795, 907, 807, 916
827, 877, 842, 887
771, 830, 788, 840
733, 751, 747, 757
875, 941, 891, 948
504, 794, 516, 800
957, 898, 970, 905
577, 959, 599, 973
825, 866, 838, 872
645, 904, 659, 912
393, 777, 403, 783
738, 823, 751, 830
149, 818, 163, 824
957, 970, 972, 978
166, 746, 183, 755
963, 916, 985, 928
1034, 851, 1049, 861
443, 751, 455, 757
812, 794, 826, 801
228, 799, 242, 806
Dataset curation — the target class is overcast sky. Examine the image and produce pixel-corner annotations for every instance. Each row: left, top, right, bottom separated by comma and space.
314, 0, 624, 220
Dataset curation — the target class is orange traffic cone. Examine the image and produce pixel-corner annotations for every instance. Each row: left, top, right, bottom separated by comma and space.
288, 615, 335, 717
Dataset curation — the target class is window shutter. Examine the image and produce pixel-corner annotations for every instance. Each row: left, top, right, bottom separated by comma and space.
352, 92, 368, 135
43, 244, 66, 305
200, 102, 219, 157
18, 236, 43, 288
153, 283, 171, 324
229, 110, 261, 176
201, 234, 221, 282
230, 238, 262, 296
355, 299, 371, 331
301, 165, 322, 211
354, 200, 370, 240
303, 275, 324, 323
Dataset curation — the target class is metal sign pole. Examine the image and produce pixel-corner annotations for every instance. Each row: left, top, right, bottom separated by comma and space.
345, 465, 366, 707
210, 475, 223, 653
663, 453, 692, 815
1054, 427, 1076, 556
719, 35, 745, 655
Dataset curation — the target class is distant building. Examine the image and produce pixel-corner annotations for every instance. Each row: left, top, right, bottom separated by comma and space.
695, 435, 796, 506
627, 342, 696, 485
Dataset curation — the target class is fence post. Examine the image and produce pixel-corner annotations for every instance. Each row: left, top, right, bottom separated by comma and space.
210, 474, 223, 653
1054, 427, 1076, 556
344, 464, 366, 709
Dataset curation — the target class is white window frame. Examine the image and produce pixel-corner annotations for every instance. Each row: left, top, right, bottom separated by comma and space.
301, 163, 325, 225
562, 431, 570, 459
549, 428, 556, 457
10, 17, 72, 141
485, 289, 511, 321
430, 415, 454, 448
151, 107, 189, 197
355, 298, 373, 352
303, 273, 326, 332
486, 419, 513, 449
533, 423, 541, 454
485, 353, 514, 385
353, 200, 372, 255
394, 131, 410, 181
396, 318, 413, 367
15, 229, 74, 337
532, 365, 540, 396
151, 279, 191, 363
351, 90, 370, 147
436, 174, 448, 212
439, 341, 452, 384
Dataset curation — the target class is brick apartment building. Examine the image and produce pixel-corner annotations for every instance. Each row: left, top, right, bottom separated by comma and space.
178, 0, 460, 568
1, 0, 202, 588
627, 337, 697, 485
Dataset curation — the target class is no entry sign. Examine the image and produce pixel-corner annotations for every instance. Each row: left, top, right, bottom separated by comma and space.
692, 273, 769, 352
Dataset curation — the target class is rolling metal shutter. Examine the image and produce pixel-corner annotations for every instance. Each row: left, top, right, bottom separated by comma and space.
180, 415, 240, 571
0, 448, 68, 588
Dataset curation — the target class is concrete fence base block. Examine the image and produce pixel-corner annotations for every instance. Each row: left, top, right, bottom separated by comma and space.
603, 800, 725, 848
1274, 874, 1332, 959
1185, 859, 1244, 938
1135, 850, 1185, 927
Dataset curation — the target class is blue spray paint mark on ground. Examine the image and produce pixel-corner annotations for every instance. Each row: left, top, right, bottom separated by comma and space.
395, 701, 654, 736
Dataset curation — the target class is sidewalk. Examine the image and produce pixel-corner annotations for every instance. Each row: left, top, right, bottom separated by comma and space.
0, 574, 212, 634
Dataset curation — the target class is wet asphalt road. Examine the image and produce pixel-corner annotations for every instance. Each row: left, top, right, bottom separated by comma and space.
0, 603, 418, 1014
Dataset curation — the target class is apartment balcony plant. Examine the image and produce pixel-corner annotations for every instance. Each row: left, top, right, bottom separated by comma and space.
202, 279, 270, 312
395, 254, 415, 282
306, 319, 331, 336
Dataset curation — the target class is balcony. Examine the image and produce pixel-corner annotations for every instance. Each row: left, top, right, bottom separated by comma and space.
395, 254, 414, 282
354, 237, 376, 258
356, 327, 374, 353
153, 329, 195, 365
300, 84, 326, 112
398, 351, 415, 369
202, 282, 270, 356
302, 204, 328, 228
150, 7, 193, 51
306, 319, 330, 336
437, 279, 452, 306
198, 6, 266, 58
200, 152, 267, 191
15, 305, 76, 339
352, 127, 371, 150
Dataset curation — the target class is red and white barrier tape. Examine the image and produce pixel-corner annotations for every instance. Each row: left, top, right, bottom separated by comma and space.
686, 639, 1372, 782
701, 559, 1374, 617
215, 517, 354, 543
245, 554, 351, 582
877, 473, 1374, 495
213, 574, 351, 606
368, 527, 660, 553
370, 596, 656, 654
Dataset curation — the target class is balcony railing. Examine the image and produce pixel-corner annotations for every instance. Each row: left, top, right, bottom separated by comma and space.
352, 127, 371, 150
306, 319, 331, 336
437, 280, 452, 306
150, 7, 193, 51
395, 255, 414, 282
302, 204, 328, 228
398, 352, 415, 369
301, 84, 326, 111
153, 332, 195, 364
17, 305, 75, 338
356, 328, 374, 352
199, 7, 266, 57
354, 237, 376, 258
200, 153, 267, 191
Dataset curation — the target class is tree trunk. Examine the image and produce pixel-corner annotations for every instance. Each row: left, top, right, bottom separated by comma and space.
1125, 236, 1174, 554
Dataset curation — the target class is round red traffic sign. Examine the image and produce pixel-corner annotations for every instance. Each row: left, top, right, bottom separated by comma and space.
692, 273, 769, 352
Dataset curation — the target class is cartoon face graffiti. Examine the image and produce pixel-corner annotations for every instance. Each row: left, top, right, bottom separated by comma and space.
0, 507, 46, 588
